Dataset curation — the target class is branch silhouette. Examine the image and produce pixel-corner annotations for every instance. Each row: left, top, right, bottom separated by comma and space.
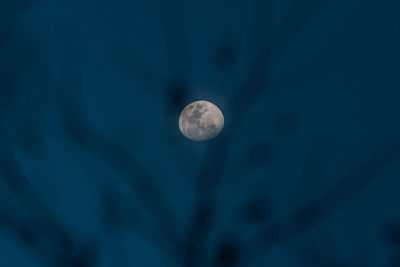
99, 185, 183, 263
56, 20, 186, 263
241, 131, 400, 263
62, 113, 185, 259
0, 151, 97, 266
184, 0, 330, 265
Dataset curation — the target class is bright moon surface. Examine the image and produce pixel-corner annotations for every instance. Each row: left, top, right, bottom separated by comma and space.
179, 100, 224, 141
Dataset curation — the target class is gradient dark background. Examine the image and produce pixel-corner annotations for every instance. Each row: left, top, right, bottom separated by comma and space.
1, 0, 399, 266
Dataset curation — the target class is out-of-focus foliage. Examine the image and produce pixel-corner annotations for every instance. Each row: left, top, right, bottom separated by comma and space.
0, 0, 399, 266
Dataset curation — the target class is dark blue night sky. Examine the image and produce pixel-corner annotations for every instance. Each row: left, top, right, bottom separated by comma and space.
0, 0, 399, 266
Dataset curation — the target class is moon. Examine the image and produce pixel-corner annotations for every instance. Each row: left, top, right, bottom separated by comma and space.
179, 100, 224, 141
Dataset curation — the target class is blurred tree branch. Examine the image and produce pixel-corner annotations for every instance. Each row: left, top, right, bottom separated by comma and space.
184, 0, 330, 265
62, 112, 185, 260
241, 131, 400, 263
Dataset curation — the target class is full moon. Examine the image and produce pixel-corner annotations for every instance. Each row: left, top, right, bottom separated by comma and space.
179, 100, 224, 141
